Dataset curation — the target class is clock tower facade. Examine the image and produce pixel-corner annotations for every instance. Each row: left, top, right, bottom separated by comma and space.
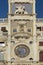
7, 0, 38, 65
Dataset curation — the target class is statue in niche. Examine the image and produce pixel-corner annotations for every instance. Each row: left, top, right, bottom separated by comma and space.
15, 5, 28, 14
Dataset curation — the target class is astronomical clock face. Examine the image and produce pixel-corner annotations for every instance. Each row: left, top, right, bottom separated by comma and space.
14, 44, 30, 58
